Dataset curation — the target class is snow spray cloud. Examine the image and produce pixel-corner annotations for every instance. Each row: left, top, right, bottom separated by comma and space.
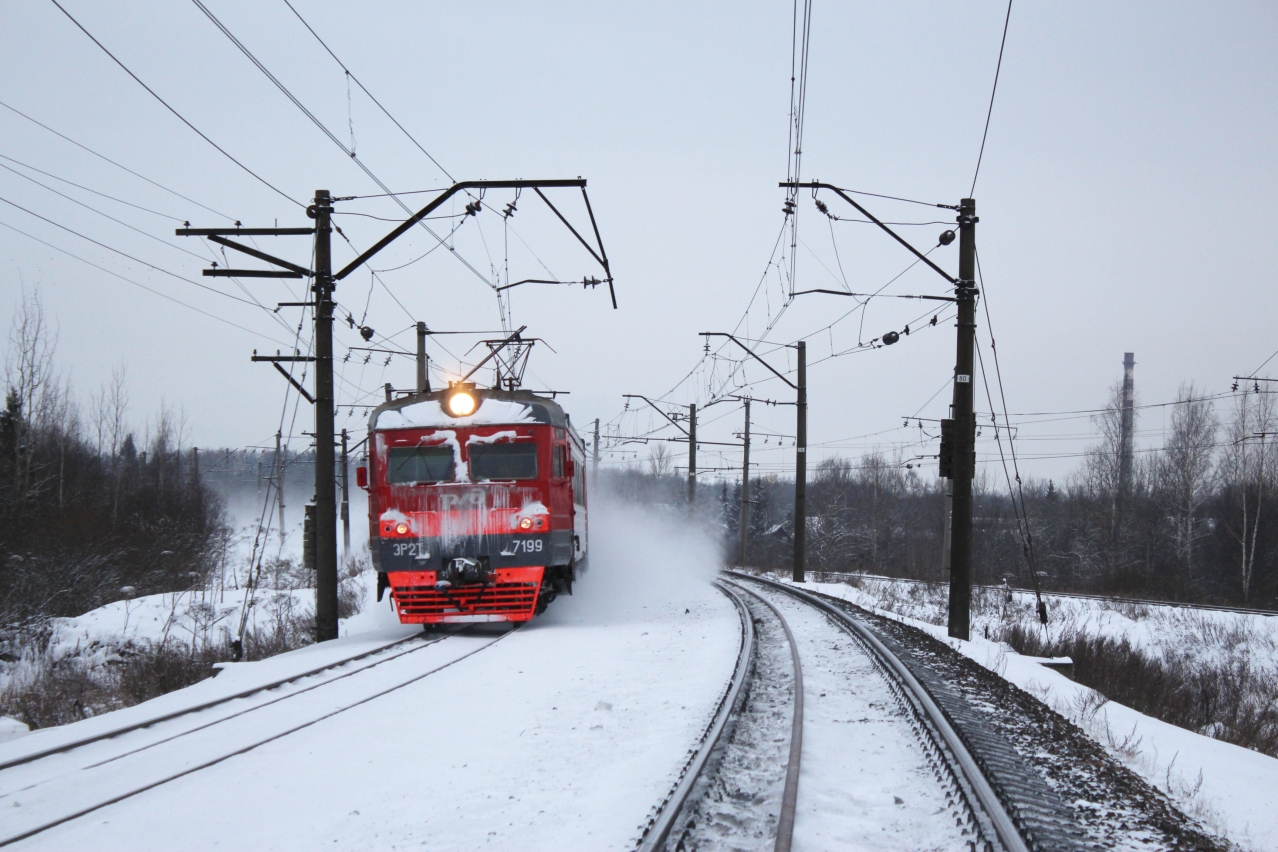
545, 492, 724, 625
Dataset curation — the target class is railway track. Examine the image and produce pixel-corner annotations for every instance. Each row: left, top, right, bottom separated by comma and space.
633, 570, 1086, 852
0, 626, 512, 847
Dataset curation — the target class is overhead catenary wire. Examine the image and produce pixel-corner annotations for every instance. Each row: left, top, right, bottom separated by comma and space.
190, 0, 495, 292
281, 0, 454, 183
49, 0, 302, 208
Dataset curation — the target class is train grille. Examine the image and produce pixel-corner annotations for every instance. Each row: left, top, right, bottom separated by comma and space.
393, 581, 539, 619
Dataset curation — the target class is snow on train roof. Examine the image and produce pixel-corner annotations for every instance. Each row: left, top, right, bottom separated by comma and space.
373, 398, 540, 430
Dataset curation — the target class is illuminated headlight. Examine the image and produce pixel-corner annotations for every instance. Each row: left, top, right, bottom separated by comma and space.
395, 522, 410, 535
519, 517, 533, 530
447, 390, 476, 417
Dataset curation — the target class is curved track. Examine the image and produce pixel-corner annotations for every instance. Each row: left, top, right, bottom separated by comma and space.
731, 571, 1038, 852
0, 627, 511, 848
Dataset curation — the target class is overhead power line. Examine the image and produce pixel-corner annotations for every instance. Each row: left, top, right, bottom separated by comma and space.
0, 99, 233, 221
0, 193, 263, 309
0, 152, 184, 222
0, 161, 206, 261
0, 217, 287, 344
970, 0, 1014, 196
49, 0, 301, 207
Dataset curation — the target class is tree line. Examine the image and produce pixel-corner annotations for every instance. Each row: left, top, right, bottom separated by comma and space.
0, 290, 228, 627
605, 379, 1278, 608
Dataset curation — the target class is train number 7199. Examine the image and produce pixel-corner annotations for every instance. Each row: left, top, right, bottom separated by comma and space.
508, 538, 544, 554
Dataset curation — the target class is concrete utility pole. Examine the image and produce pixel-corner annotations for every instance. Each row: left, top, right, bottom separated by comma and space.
340, 428, 351, 557
416, 321, 429, 394
738, 398, 751, 566
687, 403, 697, 506
794, 341, 807, 583
946, 198, 978, 641
1119, 352, 1135, 498
312, 190, 340, 643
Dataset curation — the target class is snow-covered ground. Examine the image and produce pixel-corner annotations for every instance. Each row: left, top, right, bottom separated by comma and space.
0, 503, 744, 850
787, 576, 1278, 852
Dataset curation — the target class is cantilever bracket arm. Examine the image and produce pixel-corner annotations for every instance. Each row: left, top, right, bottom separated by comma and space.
534, 188, 616, 309
622, 394, 689, 437
335, 179, 586, 281
206, 235, 312, 277
701, 333, 798, 390
780, 181, 958, 286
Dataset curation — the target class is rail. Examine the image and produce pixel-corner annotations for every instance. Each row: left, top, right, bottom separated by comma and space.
0, 628, 512, 847
633, 581, 755, 852
729, 571, 1032, 852
721, 580, 803, 852
0, 629, 443, 772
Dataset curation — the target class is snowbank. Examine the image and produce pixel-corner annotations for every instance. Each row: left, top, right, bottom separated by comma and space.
789, 577, 1278, 852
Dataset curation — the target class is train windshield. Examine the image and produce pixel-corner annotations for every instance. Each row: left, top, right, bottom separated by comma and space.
469, 442, 538, 481
387, 446, 455, 484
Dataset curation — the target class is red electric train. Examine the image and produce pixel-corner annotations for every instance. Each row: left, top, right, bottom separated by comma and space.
358, 383, 587, 625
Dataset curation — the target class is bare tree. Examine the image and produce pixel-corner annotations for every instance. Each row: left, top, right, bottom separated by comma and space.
1219, 389, 1276, 602
1152, 384, 1218, 579
3, 287, 58, 505
646, 442, 672, 477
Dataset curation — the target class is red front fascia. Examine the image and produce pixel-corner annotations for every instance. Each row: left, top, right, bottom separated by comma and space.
368, 423, 574, 542
388, 566, 543, 623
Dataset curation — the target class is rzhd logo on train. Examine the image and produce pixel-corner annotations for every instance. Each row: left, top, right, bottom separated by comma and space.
441, 490, 486, 509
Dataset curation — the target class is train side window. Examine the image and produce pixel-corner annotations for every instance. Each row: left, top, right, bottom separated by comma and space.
553, 445, 565, 478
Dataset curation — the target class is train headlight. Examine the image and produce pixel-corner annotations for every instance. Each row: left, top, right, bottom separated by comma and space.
519, 517, 533, 530
446, 385, 477, 417
395, 522, 410, 535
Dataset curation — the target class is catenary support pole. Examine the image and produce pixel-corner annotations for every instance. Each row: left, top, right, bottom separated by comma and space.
1119, 352, 1135, 498
947, 197, 977, 641
592, 418, 600, 488
276, 431, 286, 553
941, 478, 953, 574
416, 321, 429, 394
687, 403, 697, 506
794, 341, 807, 582
312, 190, 339, 643
340, 428, 351, 557
738, 398, 751, 566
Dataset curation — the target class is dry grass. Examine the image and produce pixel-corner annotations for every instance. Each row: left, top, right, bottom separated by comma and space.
0, 607, 318, 730
998, 621, 1278, 758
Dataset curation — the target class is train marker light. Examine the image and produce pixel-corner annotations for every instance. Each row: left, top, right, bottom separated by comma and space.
395, 522, 410, 535
445, 382, 478, 417
519, 517, 534, 530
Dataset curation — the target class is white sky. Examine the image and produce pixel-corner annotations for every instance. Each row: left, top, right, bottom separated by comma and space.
1, 2, 1274, 484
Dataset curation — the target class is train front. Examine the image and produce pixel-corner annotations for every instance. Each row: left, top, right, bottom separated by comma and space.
361, 384, 586, 625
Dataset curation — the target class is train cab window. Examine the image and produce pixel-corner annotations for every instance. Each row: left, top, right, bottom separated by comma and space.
553, 445, 565, 478
387, 446, 455, 484
469, 443, 538, 481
